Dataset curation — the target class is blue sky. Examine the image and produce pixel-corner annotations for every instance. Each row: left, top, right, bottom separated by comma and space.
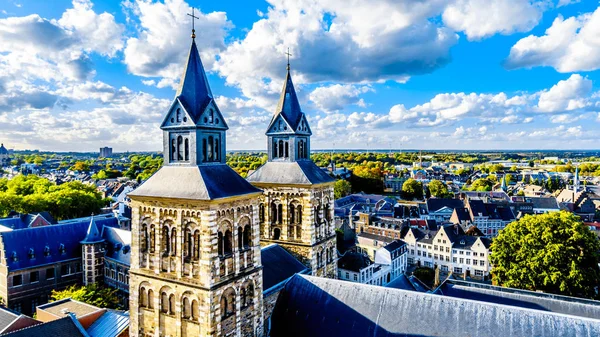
0, 0, 599, 151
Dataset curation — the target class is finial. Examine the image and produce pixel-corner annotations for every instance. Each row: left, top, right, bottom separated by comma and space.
187, 8, 199, 39
285, 48, 292, 71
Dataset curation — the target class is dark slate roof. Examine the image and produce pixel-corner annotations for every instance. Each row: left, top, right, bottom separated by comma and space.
0, 212, 56, 230
3, 316, 87, 337
527, 196, 560, 210
86, 310, 130, 337
270, 275, 600, 337
1, 216, 118, 271
267, 69, 304, 133
103, 227, 131, 266
382, 240, 406, 253
80, 217, 104, 244
453, 207, 472, 222
338, 251, 372, 273
130, 165, 261, 200
384, 274, 416, 291
246, 161, 334, 185
173, 39, 216, 125
426, 198, 464, 213
261, 244, 309, 293
438, 279, 600, 320
0, 144, 7, 155
0, 307, 18, 333
357, 232, 395, 244
497, 206, 516, 221
467, 199, 488, 217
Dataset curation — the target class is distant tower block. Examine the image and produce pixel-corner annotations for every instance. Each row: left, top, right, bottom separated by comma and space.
99, 147, 113, 158
247, 58, 338, 279
127, 15, 264, 337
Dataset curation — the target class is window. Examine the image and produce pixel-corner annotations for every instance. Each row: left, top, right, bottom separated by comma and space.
466, 259, 471, 265
61, 264, 70, 276
454, 267, 462, 274
466, 251, 471, 256
459, 258, 464, 264
353, 274, 358, 281
433, 245, 438, 251
445, 247, 450, 253
30, 271, 39, 283
345, 272, 349, 279
46, 268, 55, 280
480, 260, 485, 266
475, 270, 484, 277
13, 275, 22, 287
473, 259, 478, 265
434, 254, 438, 260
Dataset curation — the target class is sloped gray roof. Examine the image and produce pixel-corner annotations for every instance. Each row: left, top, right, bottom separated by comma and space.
246, 161, 334, 185
103, 227, 131, 266
81, 216, 104, 244
0, 307, 18, 333
270, 275, 600, 337
129, 165, 261, 200
267, 69, 304, 133
261, 244, 309, 293
87, 310, 129, 337
3, 316, 87, 337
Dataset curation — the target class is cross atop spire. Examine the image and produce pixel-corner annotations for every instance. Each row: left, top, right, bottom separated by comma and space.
285, 48, 292, 71
187, 7, 199, 39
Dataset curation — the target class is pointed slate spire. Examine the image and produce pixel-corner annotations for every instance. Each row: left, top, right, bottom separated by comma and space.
273, 68, 303, 131
573, 165, 579, 193
81, 215, 104, 244
501, 174, 507, 192
175, 39, 214, 123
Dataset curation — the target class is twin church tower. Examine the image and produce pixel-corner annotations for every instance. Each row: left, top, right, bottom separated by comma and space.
128, 30, 337, 336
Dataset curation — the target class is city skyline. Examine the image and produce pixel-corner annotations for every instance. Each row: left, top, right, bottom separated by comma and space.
1, 0, 600, 151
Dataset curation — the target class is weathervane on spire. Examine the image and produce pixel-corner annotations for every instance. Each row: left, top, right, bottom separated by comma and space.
285, 48, 292, 71
187, 8, 199, 39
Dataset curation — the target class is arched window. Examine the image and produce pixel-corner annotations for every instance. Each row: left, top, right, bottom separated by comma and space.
171, 138, 176, 162
150, 225, 155, 253
202, 138, 207, 162
243, 225, 251, 248
290, 204, 295, 224
324, 204, 331, 222
298, 140, 304, 159
161, 292, 169, 313
169, 294, 175, 315
278, 140, 284, 158
241, 287, 247, 308
148, 289, 154, 309
273, 228, 281, 240
177, 136, 183, 161
285, 141, 289, 158
237, 227, 243, 251
140, 287, 147, 307
224, 230, 233, 255
141, 225, 148, 252
214, 137, 219, 161
184, 138, 189, 161
220, 288, 236, 319
207, 136, 213, 161
259, 203, 265, 223
218, 232, 223, 256
184, 228, 192, 259
303, 141, 308, 158
162, 226, 170, 255
170, 228, 177, 256
296, 205, 303, 223
191, 300, 199, 320
273, 141, 278, 158
209, 109, 214, 123
193, 230, 200, 260
176, 108, 181, 123
277, 204, 283, 223
220, 296, 228, 319
271, 202, 277, 224
183, 297, 191, 319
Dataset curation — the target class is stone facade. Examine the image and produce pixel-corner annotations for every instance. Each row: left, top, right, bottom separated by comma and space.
129, 195, 264, 337
254, 184, 337, 278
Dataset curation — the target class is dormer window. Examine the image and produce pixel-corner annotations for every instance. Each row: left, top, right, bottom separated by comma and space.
28, 248, 35, 259
59, 244, 66, 255
44, 246, 50, 257
10, 251, 17, 262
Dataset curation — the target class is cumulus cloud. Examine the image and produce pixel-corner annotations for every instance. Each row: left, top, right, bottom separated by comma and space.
443, 0, 547, 40
309, 84, 373, 113
505, 8, 600, 72
536, 74, 592, 112
122, 0, 232, 84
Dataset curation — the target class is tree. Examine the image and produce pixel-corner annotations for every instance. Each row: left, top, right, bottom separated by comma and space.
402, 178, 423, 200
51, 283, 120, 309
490, 212, 600, 299
334, 180, 351, 199
467, 178, 495, 191
428, 179, 449, 198
70, 161, 90, 172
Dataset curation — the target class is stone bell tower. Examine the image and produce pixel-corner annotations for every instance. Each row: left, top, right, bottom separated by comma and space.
128, 25, 264, 337
246, 61, 337, 279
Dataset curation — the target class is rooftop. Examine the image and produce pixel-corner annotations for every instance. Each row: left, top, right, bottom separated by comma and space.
37, 298, 103, 318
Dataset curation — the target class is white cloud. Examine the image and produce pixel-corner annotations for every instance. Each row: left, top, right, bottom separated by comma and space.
122, 0, 232, 85
557, 0, 580, 7
536, 74, 592, 112
443, 0, 546, 40
309, 84, 373, 113
505, 8, 600, 72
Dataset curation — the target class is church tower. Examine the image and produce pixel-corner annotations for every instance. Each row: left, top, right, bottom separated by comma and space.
128, 29, 264, 337
246, 62, 337, 278
81, 216, 105, 286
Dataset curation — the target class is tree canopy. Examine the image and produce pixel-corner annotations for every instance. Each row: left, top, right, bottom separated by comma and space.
466, 177, 496, 191
0, 175, 108, 220
490, 212, 600, 299
51, 283, 120, 309
402, 178, 423, 200
428, 179, 450, 198
334, 180, 352, 199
